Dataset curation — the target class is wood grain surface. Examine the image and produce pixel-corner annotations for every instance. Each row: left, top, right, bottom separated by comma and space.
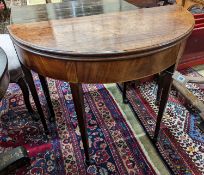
14, 43, 181, 83
8, 2, 194, 83
8, 5, 194, 58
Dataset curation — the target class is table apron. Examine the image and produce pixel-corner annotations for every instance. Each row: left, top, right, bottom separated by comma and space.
15, 43, 181, 83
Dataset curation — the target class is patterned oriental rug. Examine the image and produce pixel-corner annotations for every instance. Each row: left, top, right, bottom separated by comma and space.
119, 68, 204, 175
0, 74, 157, 175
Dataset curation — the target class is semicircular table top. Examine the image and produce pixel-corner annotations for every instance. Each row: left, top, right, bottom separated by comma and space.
8, 3, 194, 59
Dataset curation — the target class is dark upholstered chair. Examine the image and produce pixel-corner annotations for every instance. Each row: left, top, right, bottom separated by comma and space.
0, 34, 38, 120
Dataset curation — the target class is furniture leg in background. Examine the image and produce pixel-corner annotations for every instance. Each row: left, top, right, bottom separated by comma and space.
122, 67, 175, 142
20, 63, 49, 135
39, 74, 55, 122
17, 77, 34, 114
17, 77, 39, 121
123, 82, 129, 104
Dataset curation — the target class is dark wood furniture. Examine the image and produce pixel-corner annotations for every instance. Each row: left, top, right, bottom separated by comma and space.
0, 47, 30, 175
8, 1, 194, 163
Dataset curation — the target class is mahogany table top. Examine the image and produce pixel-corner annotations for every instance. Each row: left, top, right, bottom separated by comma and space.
8, 1, 194, 60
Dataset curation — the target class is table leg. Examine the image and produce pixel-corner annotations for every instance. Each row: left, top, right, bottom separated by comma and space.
69, 83, 90, 164
153, 65, 175, 142
20, 63, 49, 135
38, 75, 55, 122
155, 72, 165, 106
123, 82, 129, 104
17, 77, 39, 121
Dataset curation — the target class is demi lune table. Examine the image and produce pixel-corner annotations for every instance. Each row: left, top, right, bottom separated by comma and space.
8, 1, 194, 163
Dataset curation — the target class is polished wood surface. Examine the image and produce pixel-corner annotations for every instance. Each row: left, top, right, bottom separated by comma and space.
14, 44, 181, 83
8, 4, 194, 83
9, 5, 193, 57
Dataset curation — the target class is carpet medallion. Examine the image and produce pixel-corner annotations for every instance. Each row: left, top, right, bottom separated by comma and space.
0, 74, 156, 175
121, 68, 204, 175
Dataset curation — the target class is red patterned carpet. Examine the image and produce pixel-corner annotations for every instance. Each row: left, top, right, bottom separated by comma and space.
120, 68, 204, 175
0, 73, 156, 174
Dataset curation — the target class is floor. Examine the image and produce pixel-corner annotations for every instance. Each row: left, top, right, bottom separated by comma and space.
105, 84, 170, 174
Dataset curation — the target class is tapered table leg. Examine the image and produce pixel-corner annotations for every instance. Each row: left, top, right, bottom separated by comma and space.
17, 77, 39, 121
39, 75, 55, 122
153, 65, 175, 142
20, 63, 49, 135
123, 82, 129, 104
69, 83, 90, 164
155, 72, 165, 106
18, 77, 34, 114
